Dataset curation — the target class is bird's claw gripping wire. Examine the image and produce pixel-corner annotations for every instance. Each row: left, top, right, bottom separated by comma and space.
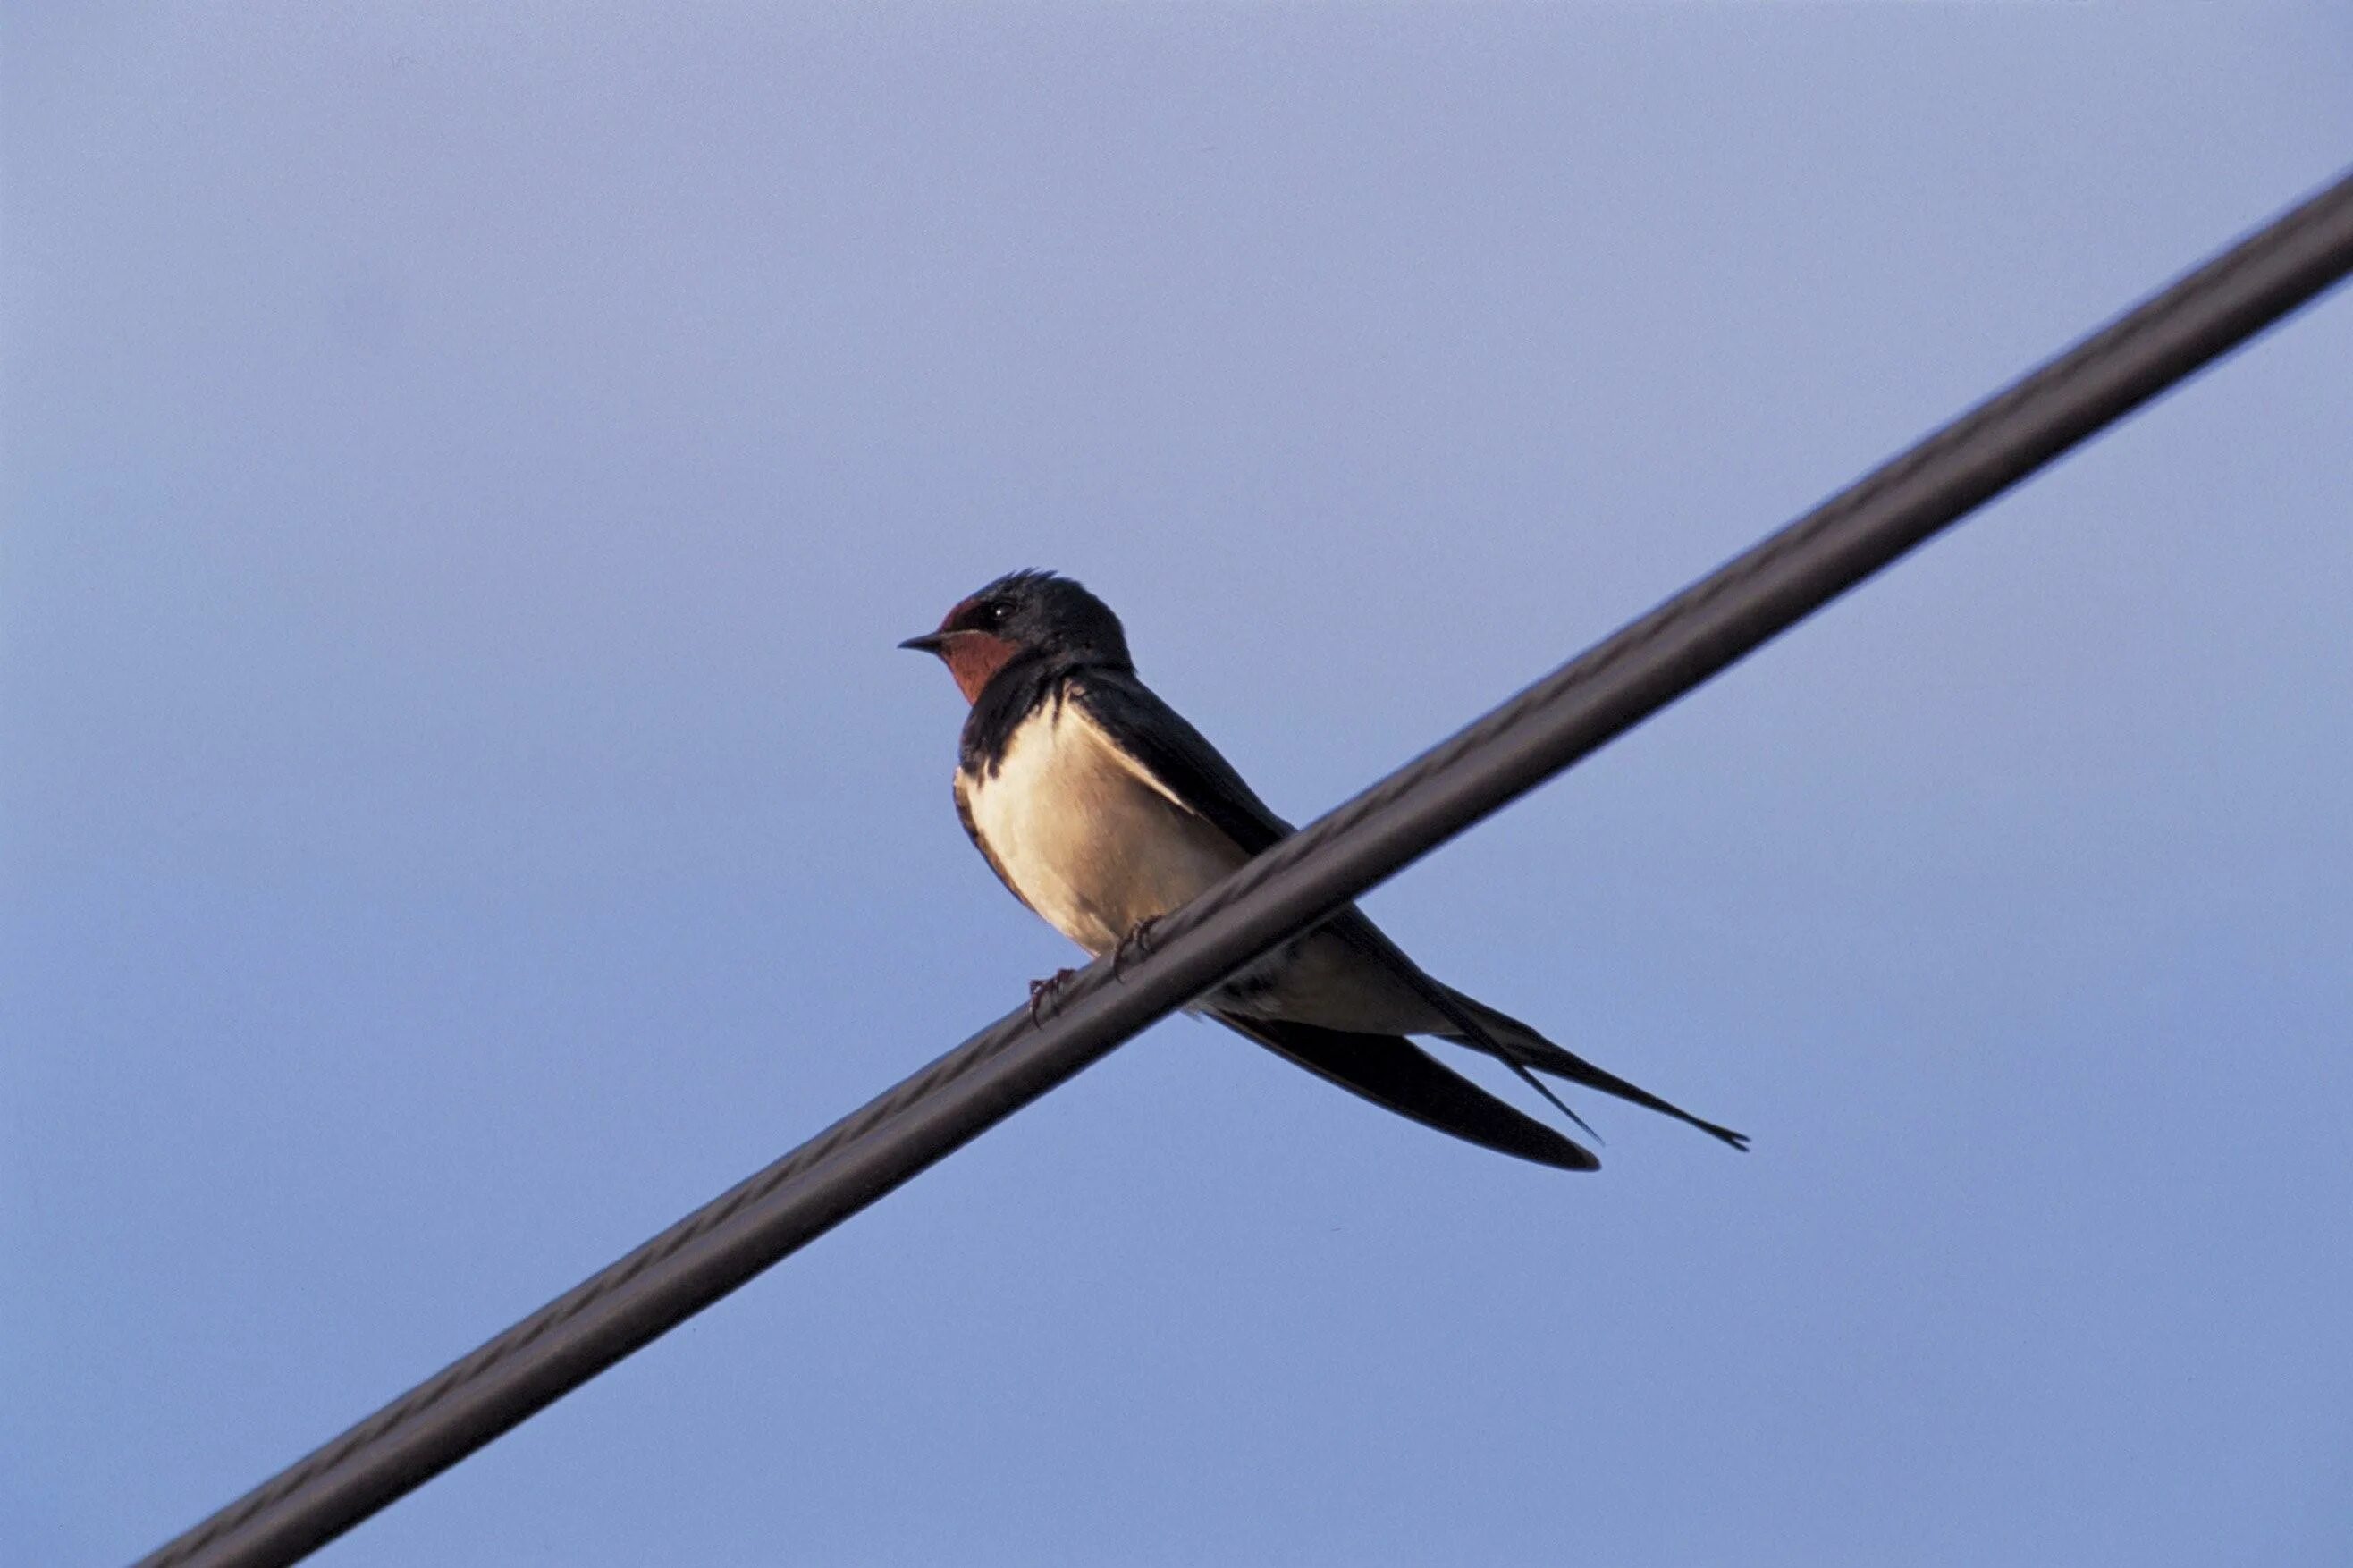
1112, 917, 1161, 979
1027, 968, 1080, 1024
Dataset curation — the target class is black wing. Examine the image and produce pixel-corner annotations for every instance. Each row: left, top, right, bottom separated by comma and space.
1072, 670, 1297, 856
1075, 671, 1603, 1133
1072, 671, 1494, 990
1079, 670, 1741, 1157
1208, 1010, 1598, 1172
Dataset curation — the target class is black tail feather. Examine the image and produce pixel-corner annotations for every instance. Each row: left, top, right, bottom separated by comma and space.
1438, 991, 1750, 1151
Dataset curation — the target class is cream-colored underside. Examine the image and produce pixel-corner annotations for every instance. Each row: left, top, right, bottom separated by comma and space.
956, 690, 1447, 1035
958, 695, 1247, 957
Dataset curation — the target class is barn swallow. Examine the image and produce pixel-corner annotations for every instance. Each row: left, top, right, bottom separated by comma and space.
902, 569, 1746, 1171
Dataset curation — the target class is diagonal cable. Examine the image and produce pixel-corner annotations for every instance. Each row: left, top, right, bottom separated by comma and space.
133, 164, 2353, 1568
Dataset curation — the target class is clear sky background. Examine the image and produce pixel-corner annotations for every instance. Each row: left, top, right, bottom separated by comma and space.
5, 7, 2350, 1566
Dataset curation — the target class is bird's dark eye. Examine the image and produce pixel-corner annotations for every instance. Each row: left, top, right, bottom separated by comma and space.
985, 601, 1013, 626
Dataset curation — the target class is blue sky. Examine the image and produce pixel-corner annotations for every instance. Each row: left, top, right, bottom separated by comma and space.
5, 7, 2350, 1566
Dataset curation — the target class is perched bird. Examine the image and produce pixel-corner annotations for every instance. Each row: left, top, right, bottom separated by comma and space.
901, 569, 1746, 1171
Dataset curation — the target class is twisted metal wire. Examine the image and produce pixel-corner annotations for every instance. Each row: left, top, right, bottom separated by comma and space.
136, 164, 2353, 1568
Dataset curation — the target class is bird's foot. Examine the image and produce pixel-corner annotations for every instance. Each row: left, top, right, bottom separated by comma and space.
1112, 917, 1162, 979
1028, 968, 1081, 1024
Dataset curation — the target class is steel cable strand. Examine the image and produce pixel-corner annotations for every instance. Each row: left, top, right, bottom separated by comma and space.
134, 164, 2353, 1568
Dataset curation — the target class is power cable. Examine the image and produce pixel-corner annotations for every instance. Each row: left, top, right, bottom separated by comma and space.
133, 164, 2353, 1568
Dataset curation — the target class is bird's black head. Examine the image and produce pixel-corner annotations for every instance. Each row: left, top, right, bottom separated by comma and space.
899, 569, 1132, 703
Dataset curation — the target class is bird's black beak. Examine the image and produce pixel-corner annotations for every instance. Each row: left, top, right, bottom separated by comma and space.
898, 631, 951, 655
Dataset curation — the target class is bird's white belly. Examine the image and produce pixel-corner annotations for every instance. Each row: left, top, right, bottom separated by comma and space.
960, 699, 1247, 956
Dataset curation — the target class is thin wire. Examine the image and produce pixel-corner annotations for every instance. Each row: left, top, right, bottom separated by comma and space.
135, 164, 2353, 1568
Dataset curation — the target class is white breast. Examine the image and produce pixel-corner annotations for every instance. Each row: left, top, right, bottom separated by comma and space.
958, 694, 1248, 957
